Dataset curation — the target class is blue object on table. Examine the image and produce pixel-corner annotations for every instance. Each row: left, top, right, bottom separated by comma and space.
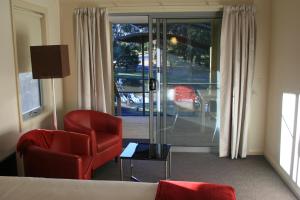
120, 142, 138, 158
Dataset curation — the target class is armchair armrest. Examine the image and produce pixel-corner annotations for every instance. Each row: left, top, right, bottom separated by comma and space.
24, 146, 84, 179
67, 132, 91, 156
64, 118, 97, 155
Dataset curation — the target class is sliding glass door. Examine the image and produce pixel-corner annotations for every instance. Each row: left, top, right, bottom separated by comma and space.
149, 15, 221, 147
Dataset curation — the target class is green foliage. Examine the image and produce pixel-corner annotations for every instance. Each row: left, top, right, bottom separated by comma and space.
114, 42, 140, 70
167, 23, 211, 69
113, 24, 147, 70
112, 22, 214, 70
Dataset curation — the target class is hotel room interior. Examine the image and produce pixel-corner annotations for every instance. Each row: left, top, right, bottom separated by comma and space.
0, 0, 300, 199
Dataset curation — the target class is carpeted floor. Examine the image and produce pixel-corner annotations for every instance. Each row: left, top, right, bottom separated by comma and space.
93, 153, 297, 200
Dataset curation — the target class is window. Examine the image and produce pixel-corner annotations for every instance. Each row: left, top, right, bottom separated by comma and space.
13, 8, 44, 119
280, 93, 300, 187
18, 72, 42, 118
280, 93, 296, 174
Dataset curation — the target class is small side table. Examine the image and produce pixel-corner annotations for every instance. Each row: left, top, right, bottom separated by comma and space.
120, 143, 171, 181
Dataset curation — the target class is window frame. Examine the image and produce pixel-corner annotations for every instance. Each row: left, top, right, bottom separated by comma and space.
11, 0, 48, 123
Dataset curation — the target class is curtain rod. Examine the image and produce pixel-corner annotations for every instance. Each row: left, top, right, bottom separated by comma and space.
109, 12, 223, 19
108, 5, 223, 14
74, 0, 255, 13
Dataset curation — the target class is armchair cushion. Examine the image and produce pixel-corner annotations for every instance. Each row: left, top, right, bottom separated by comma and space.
17, 129, 50, 156
17, 129, 91, 156
155, 180, 236, 200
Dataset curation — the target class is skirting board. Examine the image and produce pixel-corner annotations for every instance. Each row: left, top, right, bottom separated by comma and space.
264, 153, 300, 199
171, 146, 217, 153
247, 150, 264, 156
170, 147, 262, 155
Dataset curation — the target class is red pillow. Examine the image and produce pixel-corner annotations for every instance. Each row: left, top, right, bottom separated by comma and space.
155, 180, 236, 200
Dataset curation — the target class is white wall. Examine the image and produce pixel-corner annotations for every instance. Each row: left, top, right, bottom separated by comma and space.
0, 0, 63, 162
0, 1, 21, 161
247, 0, 271, 155
265, 0, 300, 198
60, 0, 271, 155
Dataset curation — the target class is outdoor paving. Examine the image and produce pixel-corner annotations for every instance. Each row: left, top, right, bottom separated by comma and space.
122, 114, 218, 147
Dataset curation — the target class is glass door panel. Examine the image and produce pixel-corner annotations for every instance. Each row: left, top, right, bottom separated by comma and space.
149, 16, 221, 147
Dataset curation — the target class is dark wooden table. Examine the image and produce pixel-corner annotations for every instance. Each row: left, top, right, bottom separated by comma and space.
120, 143, 171, 181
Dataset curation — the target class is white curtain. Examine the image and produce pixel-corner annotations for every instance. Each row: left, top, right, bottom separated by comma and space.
220, 5, 256, 159
74, 8, 112, 113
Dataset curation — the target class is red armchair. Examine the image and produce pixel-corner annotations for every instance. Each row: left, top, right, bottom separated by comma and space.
64, 110, 122, 171
17, 129, 93, 179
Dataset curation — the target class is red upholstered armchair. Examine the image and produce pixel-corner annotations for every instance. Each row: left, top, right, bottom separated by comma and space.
17, 129, 93, 179
64, 110, 122, 171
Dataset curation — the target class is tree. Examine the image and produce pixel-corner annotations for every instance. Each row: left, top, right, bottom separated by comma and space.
113, 42, 140, 71
167, 23, 211, 69
112, 24, 148, 71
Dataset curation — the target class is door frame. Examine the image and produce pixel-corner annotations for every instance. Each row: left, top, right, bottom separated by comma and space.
109, 12, 222, 148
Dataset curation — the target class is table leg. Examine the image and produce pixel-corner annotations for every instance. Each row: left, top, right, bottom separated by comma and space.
130, 159, 133, 177
200, 96, 206, 131
169, 151, 171, 178
120, 159, 123, 181
165, 159, 168, 180
129, 159, 141, 182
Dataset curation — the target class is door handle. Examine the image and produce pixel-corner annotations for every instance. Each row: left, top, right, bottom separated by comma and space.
149, 78, 156, 91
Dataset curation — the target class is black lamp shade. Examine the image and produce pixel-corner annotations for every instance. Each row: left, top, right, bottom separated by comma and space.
30, 45, 70, 79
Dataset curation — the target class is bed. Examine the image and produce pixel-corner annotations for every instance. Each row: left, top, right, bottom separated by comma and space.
0, 176, 236, 200
0, 176, 157, 200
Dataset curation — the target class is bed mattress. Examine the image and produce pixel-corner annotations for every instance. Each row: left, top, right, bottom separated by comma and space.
0, 176, 157, 200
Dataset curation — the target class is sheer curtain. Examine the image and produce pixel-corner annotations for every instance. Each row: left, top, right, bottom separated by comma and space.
220, 5, 256, 159
74, 8, 112, 113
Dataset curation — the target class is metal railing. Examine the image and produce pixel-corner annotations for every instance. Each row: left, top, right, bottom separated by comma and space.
114, 83, 122, 116
114, 82, 219, 116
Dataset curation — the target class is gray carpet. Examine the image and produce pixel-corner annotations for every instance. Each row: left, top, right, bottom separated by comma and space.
93, 153, 297, 200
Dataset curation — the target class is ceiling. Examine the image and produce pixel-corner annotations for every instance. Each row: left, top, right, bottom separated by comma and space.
60, 0, 253, 7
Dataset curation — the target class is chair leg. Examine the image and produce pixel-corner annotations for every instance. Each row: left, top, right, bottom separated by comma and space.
115, 156, 119, 163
